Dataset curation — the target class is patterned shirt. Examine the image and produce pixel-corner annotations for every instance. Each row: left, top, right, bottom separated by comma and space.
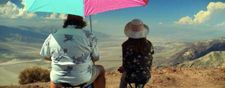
40, 28, 99, 85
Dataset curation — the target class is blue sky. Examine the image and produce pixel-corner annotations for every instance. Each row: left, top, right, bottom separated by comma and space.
89, 0, 225, 22
0, 0, 225, 41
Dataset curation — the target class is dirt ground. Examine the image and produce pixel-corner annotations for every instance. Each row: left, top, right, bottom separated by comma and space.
1, 67, 225, 88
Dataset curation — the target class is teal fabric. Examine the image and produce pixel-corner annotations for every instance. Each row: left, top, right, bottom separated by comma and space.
25, 0, 84, 16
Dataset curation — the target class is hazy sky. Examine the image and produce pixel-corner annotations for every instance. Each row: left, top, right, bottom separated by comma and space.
0, 0, 225, 41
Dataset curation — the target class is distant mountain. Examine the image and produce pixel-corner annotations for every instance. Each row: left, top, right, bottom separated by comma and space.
0, 25, 110, 42
178, 51, 225, 68
0, 25, 46, 43
0, 48, 11, 53
0, 25, 110, 62
169, 38, 225, 66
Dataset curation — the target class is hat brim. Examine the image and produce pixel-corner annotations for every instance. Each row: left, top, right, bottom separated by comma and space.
124, 22, 149, 37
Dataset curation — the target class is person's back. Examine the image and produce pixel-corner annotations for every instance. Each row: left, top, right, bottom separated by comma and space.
118, 19, 154, 88
122, 38, 153, 84
45, 28, 94, 85
40, 14, 105, 88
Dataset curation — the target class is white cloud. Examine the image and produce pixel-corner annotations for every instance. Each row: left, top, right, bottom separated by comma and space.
45, 13, 66, 20
0, 1, 36, 19
176, 16, 194, 24
216, 22, 225, 27
176, 2, 225, 25
0, 1, 67, 20
159, 22, 163, 25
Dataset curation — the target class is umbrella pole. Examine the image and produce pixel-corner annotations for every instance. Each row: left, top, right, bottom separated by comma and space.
89, 15, 95, 65
89, 15, 93, 33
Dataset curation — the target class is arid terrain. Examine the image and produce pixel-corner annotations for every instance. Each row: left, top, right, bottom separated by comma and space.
1, 25, 225, 88
1, 67, 225, 88
1, 38, 225, 88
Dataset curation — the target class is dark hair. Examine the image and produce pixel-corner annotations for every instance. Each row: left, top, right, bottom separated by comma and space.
63, 15, 87, 29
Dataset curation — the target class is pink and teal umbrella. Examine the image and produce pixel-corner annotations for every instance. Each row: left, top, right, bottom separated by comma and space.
25, 0, 149, 31
25, 0, 148, 16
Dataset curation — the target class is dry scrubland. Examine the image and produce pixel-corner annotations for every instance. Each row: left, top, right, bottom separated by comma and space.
1, 67, 225, 88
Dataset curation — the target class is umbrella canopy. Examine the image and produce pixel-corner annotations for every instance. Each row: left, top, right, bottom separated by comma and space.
25, 0, 148, 17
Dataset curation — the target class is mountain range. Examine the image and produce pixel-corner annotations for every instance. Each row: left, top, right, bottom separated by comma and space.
0, 25, 46, 42
168, 38, 225, 67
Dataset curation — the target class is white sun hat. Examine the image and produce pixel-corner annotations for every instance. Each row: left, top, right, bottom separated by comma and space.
124, 19, 149, 39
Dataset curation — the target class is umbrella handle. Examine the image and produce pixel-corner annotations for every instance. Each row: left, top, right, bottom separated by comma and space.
89, 15, 93, 33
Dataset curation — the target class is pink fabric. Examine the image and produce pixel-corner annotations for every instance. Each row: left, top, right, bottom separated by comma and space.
84, 0, 148, 16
